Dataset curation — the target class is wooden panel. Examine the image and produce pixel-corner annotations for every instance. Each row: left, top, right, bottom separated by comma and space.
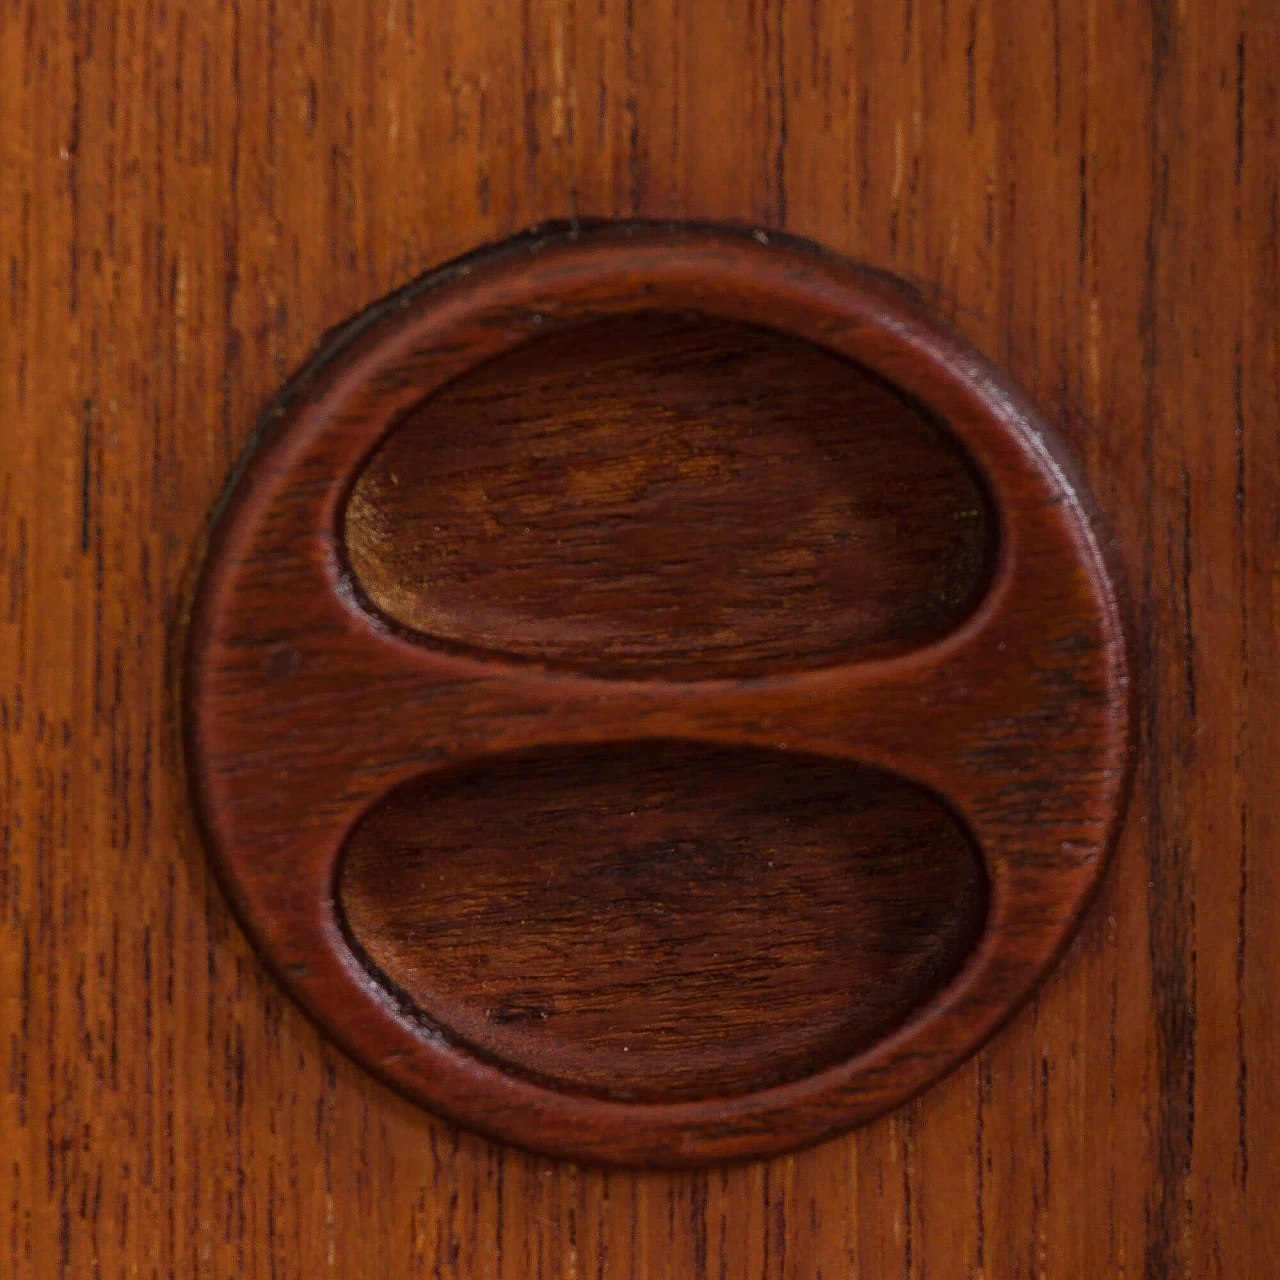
0, 1, 1274, 1277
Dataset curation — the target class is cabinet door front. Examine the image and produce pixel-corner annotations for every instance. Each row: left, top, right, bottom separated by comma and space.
1, 2, 1275, 1276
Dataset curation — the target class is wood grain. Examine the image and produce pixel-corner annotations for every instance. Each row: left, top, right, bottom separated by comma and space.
1, 0, 1276, 1274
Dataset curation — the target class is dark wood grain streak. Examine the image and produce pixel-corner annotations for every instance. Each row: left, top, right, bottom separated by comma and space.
1, 0, 1275, 1274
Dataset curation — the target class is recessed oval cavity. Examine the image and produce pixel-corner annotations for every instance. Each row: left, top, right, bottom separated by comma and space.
337, 741, 988, 1102
343, 313, 995, 679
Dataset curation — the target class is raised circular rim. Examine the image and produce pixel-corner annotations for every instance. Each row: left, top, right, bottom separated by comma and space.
184, 221, 1134, 1166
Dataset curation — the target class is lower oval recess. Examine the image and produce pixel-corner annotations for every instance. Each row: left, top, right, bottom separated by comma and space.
337, 740, 988, 1102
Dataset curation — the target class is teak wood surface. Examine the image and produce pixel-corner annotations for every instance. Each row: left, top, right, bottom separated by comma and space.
2, 0, 1278, 1276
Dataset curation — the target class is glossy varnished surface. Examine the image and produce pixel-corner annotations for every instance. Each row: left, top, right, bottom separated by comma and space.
1, 0, 1276, 1275
346, 313, 993, 678
340, 743, 986, 1101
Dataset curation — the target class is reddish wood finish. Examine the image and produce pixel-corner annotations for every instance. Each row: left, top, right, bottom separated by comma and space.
6, 0, 1277, 1272
184, 225, 1132, 1165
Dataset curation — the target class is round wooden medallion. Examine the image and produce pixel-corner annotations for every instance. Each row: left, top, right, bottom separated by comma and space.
184, 223, 1133, 1166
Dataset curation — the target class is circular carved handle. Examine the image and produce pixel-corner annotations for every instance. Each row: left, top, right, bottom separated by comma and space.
185, 223, 1133, 1166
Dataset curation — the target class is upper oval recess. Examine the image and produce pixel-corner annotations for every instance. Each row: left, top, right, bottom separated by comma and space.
342, 312, 995, 680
